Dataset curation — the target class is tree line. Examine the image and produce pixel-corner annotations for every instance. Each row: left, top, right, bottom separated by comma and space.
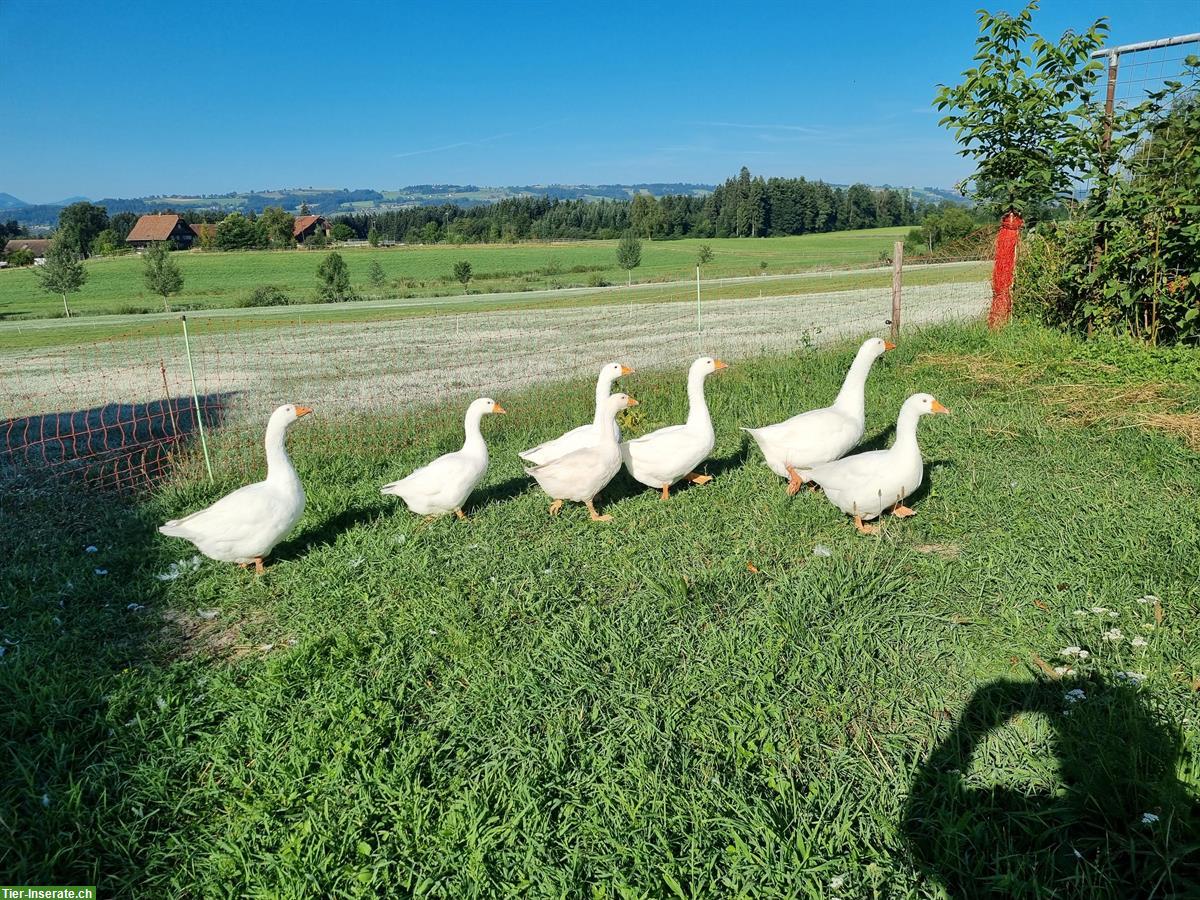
333, 168, 937, 244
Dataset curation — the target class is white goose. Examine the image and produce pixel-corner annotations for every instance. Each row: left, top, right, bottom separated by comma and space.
519, 361, 633, 464
743, 337, 894, 494
381, 397, 505, 518
159, 403, 311, 573
525, 392, 638, 521
801, 393, 950, 534
621, 357, 728, 499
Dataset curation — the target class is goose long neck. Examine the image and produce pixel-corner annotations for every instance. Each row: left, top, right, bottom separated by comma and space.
685, 369, 712, 432
833, 349, 875, 417
264, 419, 298, 485
462, 407, 487, 456
592, 376, 615, 433
892, 405, 922, 455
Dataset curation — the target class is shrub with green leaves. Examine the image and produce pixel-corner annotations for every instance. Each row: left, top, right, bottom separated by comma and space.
1015, 60, 1200, 344
240, 285, 292, 308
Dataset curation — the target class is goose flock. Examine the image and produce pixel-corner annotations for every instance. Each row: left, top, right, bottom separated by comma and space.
159, 337, 950, 571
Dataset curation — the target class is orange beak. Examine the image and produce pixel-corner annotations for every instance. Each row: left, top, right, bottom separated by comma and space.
931, 400, 950, 415
625, 396, 639, 407
492, 402, 507, 414
620, 365, 634, 376
713, 359, 729, 370
294, 405, 313, 417
884, 341, 897, 351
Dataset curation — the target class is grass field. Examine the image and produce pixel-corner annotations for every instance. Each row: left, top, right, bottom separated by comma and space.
4, 323, 1198, 896
0, 261, 989, 352
0, 228, 914, 321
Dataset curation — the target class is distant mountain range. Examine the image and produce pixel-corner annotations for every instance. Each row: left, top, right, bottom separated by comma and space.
1, 183, 967, 228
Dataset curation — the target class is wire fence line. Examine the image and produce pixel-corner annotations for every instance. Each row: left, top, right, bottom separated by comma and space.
1, 255, 991, 492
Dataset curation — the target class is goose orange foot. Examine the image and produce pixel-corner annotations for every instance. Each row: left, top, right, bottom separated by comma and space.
548, 499, 563, 516
891, 504, 916, 518
660, 484, 670, 501
455, 508, 467, 520
684, 472, 712, 485
785, 466, 804, 496
586, 499, 612, 522
853, 516, 880, 536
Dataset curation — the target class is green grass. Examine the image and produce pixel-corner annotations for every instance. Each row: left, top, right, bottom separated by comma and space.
3, 323, 1198, 897
0, 260, 988, 352
0, 228, 912, 321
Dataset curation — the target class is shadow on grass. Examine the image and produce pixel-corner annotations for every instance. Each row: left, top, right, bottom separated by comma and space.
904, 676, 1200, 897
471, 473, 534, 510
0, 468, 170, 890
274, 502, 390, 560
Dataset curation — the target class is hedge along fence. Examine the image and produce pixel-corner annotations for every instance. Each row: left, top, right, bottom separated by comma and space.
0, 255, 991, 494
1014, 44, 1199, 345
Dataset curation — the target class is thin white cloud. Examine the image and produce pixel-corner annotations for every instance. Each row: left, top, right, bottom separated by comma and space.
690, 120, 827, 135
393, 130, 517, 159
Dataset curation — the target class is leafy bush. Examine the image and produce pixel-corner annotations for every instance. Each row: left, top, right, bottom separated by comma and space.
4, 248, 35, 267
1015, 63, 1200, 345
239, 285, 292, 307
588, 273, 612, 287
316, 252, 355, 302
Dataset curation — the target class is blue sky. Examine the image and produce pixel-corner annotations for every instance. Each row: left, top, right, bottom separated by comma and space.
1, 0, 1195, 202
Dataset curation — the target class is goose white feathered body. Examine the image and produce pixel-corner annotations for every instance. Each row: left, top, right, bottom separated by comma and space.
159, 404, 309, 563
381, 398, 501, 516
743, 338, 890, 479
519, 362, 630, 464
621, 357, 724, 489
525, 393, 633, 503
803, 393, 946, 521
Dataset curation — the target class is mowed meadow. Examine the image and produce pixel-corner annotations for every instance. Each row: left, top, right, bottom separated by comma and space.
3, 323, 1199, 897
0, 228, 913, 320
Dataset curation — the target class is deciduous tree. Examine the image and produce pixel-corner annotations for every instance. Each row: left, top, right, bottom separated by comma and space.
142, 242, 184, 311
616, 232, 642, 285
35, 244, 88, 317
317, 251, 354, 302
56, 202, 109, 258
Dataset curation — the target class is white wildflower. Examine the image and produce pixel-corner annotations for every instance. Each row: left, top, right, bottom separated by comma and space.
196, 609, 219, 620
1064, 688, 1086, 703
1115, 671, 1147, 685
829, 875, 845, 891
1137, 595, 1160, 605
126, 603, 145, 612
155, 696, 166, 711
85, 545, 98, 554
1073, 609, 1087, 616
1060, 647, 1090, 660
1131, 636, 1148, 648
94, 568, 108, 576
1054, 666, 1075, 676
393, 534, 407, 545
1090, 607, 1109, 615
813, 545, 833, 558
41, 793, 50, 807
1141, 812, 1159, 825
1108, 611, 1119, 618
1102, 628, 1123, 643
1142, 623, 1155, 631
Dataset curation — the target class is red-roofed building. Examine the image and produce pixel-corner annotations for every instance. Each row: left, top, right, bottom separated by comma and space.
293, 214, 331, 244
126, 214, 198, 249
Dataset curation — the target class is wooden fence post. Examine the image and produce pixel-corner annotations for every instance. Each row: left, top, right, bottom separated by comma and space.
890, 241, 903, 343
